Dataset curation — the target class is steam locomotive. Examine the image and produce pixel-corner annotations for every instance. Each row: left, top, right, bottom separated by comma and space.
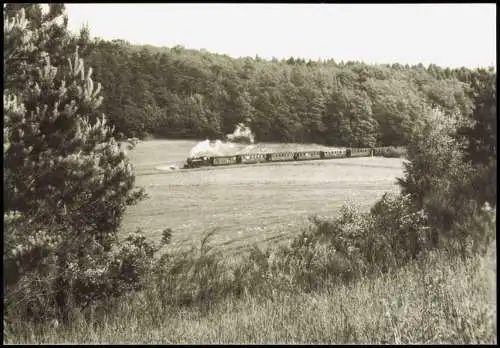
184, 147, 375, 168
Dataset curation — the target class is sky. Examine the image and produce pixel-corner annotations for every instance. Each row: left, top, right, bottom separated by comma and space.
61, 3, 496, 69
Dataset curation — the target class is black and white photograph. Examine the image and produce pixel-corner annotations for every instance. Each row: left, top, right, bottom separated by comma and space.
3, 3, 496, 344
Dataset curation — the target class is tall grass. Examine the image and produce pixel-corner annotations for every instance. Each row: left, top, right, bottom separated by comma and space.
5, 238, 496, 344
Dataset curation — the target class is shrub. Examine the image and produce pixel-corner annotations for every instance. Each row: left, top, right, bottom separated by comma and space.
262, 195, 432, 289
398, 105, 496, 257
3, 213, 160, 324
367, 193, 430, 270
373, 146, 407, 158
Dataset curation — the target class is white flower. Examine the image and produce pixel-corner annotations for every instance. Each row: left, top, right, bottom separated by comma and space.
482, 202, 492, 212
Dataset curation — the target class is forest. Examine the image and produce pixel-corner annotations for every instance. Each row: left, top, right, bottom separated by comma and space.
76, 33, 494, 149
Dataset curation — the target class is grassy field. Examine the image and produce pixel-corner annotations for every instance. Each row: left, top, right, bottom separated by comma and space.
8, 242, 496, 344
121, 139, 405, 252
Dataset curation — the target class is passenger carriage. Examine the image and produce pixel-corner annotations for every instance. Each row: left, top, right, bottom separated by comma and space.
294, 151, 322, 161
321, 149, 347, 159
212, 155, 238, 166
347, 148, 373, 158
238, 153, 267, 164
267, 152, 295, 162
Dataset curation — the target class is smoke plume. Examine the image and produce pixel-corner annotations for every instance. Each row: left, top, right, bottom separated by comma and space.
226, 123, 255, 144
188, 123, 255, 158
188, 139, 235, 158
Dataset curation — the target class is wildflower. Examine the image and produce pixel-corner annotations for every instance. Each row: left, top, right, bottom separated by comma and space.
482, 202, 492, 212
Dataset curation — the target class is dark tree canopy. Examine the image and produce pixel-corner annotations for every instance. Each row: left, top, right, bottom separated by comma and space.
77, 39, 493, 148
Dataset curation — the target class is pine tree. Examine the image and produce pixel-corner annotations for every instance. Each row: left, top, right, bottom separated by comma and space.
4, 7, 144, 244
4, 6, 148, 323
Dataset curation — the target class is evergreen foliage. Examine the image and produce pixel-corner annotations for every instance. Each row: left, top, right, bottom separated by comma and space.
4, 4, 152, 324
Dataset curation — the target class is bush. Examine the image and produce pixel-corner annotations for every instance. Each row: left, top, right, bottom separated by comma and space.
3, 215, 160, 324
368, 193, 430, 270
264, 191, 493, 292
373, 146, 407, 158
261, 195, 432, 289
398, 106, 496, 257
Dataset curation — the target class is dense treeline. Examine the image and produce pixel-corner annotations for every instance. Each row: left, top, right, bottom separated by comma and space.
80, 38, 493, 147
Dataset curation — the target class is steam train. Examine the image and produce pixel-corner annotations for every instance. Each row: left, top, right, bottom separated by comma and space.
185, 147, 375, 168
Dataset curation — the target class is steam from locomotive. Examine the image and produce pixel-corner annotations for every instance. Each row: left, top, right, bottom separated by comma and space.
188, 139, 235, 158
226, 123, 255, 144
188, 123, 255, 158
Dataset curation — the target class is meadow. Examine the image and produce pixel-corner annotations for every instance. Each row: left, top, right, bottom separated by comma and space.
121, 139, 405, 252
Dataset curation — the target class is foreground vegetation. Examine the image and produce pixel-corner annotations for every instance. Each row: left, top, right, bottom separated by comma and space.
5, 235, 496, 344
3, 4, 496, 344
